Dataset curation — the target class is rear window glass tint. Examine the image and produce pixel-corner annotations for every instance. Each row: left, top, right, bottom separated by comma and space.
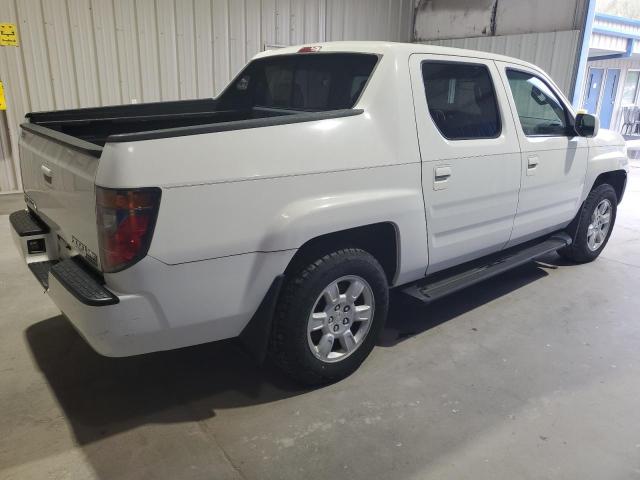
223, 53, 378, 111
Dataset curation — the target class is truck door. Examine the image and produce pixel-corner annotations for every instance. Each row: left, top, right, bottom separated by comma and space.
409, 54, 521, 274
496, 62, 589, 246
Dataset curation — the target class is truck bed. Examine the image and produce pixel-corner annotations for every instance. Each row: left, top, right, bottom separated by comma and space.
24, 52, 378, 148
25, 99, 298, 147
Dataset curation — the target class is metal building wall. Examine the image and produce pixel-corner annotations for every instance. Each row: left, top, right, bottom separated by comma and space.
414, 0, 586, 41
420, 30, 581, 97
0, 0, 414, 192
590, 17, 640, 55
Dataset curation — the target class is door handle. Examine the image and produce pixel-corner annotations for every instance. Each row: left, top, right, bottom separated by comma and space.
41, 164, 53, 184
433, 165, 452, 190
527, 156, 539, 176
434, 166, 452, 181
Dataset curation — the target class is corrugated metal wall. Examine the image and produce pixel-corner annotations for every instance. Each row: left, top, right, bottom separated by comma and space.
0, 0, 414, 192
413, 0, 586, 41
421, 30, 581, 96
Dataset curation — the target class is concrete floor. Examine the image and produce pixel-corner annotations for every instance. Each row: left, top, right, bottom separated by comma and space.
2, 161, 640, 480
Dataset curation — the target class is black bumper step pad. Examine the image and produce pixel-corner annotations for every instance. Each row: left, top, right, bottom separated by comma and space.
50, 258, 119, 306
28, 260, 58, 289
10, 210, 49, 237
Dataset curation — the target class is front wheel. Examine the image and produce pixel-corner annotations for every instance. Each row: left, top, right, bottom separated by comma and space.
270, 248, 389, 385
559, 184, 617, 263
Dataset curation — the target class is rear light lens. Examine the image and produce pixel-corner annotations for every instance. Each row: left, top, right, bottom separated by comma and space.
96, 187, 161, 273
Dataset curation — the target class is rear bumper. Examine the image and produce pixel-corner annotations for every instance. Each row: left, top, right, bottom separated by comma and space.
11, 209, 294, 357
11, 215, 158, 356
46, 272, 165, 356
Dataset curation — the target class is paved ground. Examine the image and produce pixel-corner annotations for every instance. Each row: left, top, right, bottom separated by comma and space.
2, 160, 640, 480
0, 193, 25, 215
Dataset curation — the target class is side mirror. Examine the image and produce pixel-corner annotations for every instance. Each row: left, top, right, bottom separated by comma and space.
574, 112, 599, 137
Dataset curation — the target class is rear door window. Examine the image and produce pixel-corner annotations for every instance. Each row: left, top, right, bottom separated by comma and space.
223, 53, 378, 112
421, 61, 501, 140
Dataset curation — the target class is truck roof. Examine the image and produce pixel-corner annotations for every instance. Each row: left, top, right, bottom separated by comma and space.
253, 41, 542, 73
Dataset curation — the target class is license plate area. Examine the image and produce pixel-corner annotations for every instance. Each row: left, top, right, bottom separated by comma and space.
56, 235, 74, 260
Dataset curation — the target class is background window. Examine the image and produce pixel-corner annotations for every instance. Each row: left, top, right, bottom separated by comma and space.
506, 70, 569, 136
421, 62, 501, 140
622, 71, 640, 105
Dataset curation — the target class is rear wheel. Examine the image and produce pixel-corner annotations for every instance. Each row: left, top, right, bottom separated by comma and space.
271, 248, 388, 385
559, 184, 617, 263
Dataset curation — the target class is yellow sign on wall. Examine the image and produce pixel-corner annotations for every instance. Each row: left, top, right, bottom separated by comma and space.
0, 81, 6, 110
0, 23, 18, 46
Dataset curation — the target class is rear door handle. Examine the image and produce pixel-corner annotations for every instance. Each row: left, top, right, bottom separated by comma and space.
434, 165, 452, 190
527, 155, 539, 176
41, 164, 53, 184
434, 166, 452, 181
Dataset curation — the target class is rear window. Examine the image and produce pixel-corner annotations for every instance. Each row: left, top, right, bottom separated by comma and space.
219, 53, 378, 111
421, 61, 501, 140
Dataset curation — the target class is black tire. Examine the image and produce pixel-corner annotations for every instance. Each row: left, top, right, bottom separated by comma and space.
559, 184, 617, 263
270, 248, 389, 385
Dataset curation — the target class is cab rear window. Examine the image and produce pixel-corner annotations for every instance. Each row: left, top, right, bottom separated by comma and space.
220, 53, 378, 112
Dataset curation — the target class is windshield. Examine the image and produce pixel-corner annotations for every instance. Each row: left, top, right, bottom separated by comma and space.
217, 53, 378, 112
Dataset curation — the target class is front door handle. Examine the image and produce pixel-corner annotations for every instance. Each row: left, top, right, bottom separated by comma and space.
527, 155, 539, 176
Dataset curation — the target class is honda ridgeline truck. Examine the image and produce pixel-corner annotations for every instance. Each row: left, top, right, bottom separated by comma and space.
11, 42, 628, 384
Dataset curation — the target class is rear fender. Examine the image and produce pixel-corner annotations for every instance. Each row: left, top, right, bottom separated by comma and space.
259, 188, 428, 285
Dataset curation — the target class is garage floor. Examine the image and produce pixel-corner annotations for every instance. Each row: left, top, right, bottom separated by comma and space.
1, 160, 640, 480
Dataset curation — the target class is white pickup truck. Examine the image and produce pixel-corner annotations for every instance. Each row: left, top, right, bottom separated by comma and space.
11, 42, 628, 384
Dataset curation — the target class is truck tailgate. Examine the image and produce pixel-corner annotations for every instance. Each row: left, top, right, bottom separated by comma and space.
19, 123, 103, 271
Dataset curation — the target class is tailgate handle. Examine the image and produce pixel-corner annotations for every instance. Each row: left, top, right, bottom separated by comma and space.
41, 164, 53, 183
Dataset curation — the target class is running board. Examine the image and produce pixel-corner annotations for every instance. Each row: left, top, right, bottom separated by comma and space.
402, 233, 572, 304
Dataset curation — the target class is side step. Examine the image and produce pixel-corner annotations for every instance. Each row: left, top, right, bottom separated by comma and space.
403, 232, 572, 304
9, 210, 49, 237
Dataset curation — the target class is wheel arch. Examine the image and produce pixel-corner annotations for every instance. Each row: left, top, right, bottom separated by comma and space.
283, 222, 400, 286
590, 170, 627, 204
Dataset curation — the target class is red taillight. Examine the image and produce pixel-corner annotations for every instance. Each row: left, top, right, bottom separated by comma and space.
96, 187, 161, 273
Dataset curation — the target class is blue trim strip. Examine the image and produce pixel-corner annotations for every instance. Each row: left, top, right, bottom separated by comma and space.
572, 0, 597, 107
592, 25, 640, 41
588, 38, 635, 61
595, 12, 640, 28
